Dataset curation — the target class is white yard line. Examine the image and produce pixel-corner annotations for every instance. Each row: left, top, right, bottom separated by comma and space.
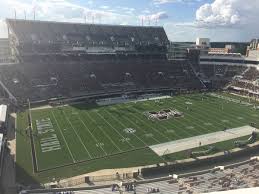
209, 93, 252, 106
95, 111, 135, 148
126, 105, 172, 142
77, 114, 107, 156
144, 101, 190, 139
85, 112, 123, 152
51, 111, 76, 163
103, 109, 148, 147
115, 109, 161, 144
150, 125, 259, 156
177, 96, 232, 131
62, 110, 93, 159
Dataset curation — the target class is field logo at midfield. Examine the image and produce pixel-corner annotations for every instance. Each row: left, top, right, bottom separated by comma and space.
120, 137, 130, 142
123, 128, 136, 134
36, 118, 61, 153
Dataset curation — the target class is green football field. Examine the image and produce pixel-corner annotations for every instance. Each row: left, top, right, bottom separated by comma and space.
16, 92, 259, 183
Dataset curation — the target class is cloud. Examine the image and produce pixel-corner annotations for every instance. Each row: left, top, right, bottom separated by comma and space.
0, 0, 138, 25
195, 0, 259, 28
164, 0, 259, 41
100, 6, 109, 10
139, 11, 169, 22
153, 0, 201, 5
164, 21, 256, 42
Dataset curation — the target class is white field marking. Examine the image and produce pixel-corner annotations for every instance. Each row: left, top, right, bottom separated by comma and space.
205, 103, 253, 132
127, 105, 172, 142
116, 103, 167, 142
51, 111, 76, 163
186, 126, 194, 129
195, 95, 249, 127
179, 96, 224, 129
77, 113, 107, 155
114, 108, 161, 144
176, 96, 229, 132
221, 120, 229, 123
209, 93, 252, 106
119, 137, 130, 143
62, 110, 93, 159
96, 142, 104, 147
204, 122, 213, 126
123, 128, 136, 134
84, 111, 122, 152
150, 125, 259, 156
103, 109, 149, 146
144, 98, 194, 138
144, 133, 154, 138
149, 100, 197, 138
95, 111, 135, 148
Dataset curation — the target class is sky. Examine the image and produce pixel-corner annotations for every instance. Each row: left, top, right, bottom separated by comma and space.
0, 0, 258, 42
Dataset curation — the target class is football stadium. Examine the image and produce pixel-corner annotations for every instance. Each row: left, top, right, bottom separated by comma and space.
0, 10, 259, 194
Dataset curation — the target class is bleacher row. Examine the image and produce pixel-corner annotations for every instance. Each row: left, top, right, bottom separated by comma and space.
229, 67, 259, 92
58, 160, 259, 194
231, 81, 259, 92
199, 64, 247, 80
242, 67, 259, 81
198, 64, 259, 92
196, 64, 248, 89
0, 19, 205, 104
0, 56, 201, 103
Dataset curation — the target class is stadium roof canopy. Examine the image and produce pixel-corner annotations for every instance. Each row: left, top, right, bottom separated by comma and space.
6, 19, 169, 46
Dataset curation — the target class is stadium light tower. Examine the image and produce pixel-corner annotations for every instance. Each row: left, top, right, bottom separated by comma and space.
155, 18, 158, 26
92, 15, 95, 24
84, 15, 86, 24
33, 6, 36, 20
14, 9, 17, 20
24, 11, 27, 20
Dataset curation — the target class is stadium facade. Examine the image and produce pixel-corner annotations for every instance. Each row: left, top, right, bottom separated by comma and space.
0, 19, 203, 105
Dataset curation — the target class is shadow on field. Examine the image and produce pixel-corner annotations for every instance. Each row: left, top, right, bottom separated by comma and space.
16, 164, 40, 188
7, 116, 16, 141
